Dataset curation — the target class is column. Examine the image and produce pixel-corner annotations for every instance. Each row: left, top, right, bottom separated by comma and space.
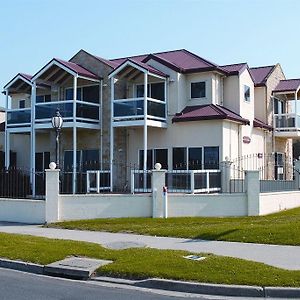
31, 82, 36, 197
143, 73, 148, 189
245, 170, 260, 216
45, 168, 60, 223
4, 90, 9, 168
152, 167, 167, 218
110, 77, 114, 192
72, 76, 77, 194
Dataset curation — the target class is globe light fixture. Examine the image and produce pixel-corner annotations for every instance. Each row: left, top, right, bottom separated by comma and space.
51, 109, 63, 168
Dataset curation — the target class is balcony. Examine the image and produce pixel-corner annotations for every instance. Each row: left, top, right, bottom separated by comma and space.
113, 97, 167, 128
274, 113, 300, 138
7, 108, 31, 130
6, 100, 100, 130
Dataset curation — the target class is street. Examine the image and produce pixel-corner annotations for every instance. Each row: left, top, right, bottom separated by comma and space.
0, 267, 275, 300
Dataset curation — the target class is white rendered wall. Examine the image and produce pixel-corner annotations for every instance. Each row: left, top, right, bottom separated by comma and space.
128, 120, 223, 168
168, 193, 247, 217
259, 191, 300, 215
0, 199, 45, 223
59, 194, 152, 220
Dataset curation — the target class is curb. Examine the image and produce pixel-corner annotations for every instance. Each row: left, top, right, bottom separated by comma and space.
2, 258, 300, 298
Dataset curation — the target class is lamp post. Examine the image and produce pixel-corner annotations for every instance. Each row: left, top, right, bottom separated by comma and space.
51, 109, 63, 168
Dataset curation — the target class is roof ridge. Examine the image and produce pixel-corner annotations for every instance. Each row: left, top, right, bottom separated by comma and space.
249, 65, 275, 70
55, 58, 98, 75
71, 49, 116, 68
220, 62, 247, 67
279, 78, 300, 81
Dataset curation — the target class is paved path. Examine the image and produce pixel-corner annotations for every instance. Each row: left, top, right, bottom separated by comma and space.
0, 222, 300, 270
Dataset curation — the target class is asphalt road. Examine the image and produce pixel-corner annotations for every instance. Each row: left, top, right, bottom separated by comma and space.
0, 267, 224, 300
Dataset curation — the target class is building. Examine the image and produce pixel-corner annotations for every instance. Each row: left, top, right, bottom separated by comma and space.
3, 49, 298, 194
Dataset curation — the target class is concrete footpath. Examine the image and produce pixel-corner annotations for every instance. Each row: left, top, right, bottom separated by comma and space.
0, 222, 300, 270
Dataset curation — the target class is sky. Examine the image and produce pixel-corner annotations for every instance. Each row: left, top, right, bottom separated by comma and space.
1, 0, 300, 106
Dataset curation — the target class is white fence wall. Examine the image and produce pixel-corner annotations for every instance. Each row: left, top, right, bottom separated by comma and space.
59, 194, 152, 221
168, 193, 248, 217
0, 199, 45, 224
259, 191, 300, 215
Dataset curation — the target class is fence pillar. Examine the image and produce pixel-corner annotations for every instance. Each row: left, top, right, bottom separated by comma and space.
221, 160, 231, 193
45, 167, 60, 223
294, 160, 300, 190
245, 170, 260, 216
152, 164, 167, 218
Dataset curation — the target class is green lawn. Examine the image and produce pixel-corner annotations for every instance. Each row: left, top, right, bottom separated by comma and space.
2, 232, 300, 287
48, 207, 300, 245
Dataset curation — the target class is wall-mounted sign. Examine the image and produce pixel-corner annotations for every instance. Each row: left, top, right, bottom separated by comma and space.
243, 136, 251, 144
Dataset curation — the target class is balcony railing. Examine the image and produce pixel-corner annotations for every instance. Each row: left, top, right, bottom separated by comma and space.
35, 100, 100, 124
113, 97, 166, 122
7, 108, 31, 126
274, 113, 300, 131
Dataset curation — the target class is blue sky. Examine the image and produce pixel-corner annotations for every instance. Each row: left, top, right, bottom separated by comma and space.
1, 0, 300, 106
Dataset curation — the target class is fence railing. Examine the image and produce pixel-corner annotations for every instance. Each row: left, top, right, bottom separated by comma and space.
130, 169, 221, 194
166, 170, 221, 193
130, 170, 152, 193
86, 170, 110, 193
260, 179, 297, 193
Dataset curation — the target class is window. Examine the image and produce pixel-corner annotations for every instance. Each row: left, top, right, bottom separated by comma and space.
19, 100, 25, 109
136, 82, 165, 101
204, 147, 219, 169
35, 152, 50, 172
66, 86, 99, 103
244, 85, 250, 102
173, 147, 187, 170
63, 149, 100, 171
274, 98, 285, 114
191, 82, 206, 98
139, 149, 168, 170
172, 147, 219, 170
188, 148, 202, 170
36, 94, 51, 103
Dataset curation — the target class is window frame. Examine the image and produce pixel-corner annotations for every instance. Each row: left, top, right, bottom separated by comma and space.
190, 81, 206, 99
172, 146, 219, 170
135, 82, 165, 102
244, 85, 251, 103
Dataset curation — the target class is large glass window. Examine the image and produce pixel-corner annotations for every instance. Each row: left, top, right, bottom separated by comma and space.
36, 94, 51, 103
82, 86, 99, 103
204, 147, 219, 169
19, 100, 25, 109
35, 152, 50, 172
274, 98, 285, 114
136, 83, 165, 101
65, 87, 82, 100
139, 149, 168, 170
173, 147, 187, 170
63, 149, 99, 171
188, 148, 202, 170
172, 147, 219, 170
191, 82, 206, 98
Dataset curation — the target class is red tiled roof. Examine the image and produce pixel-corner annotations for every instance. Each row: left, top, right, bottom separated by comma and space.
172, 104, 250, 125
253, 118, 273, 131
54, 58, 99, 80
249, 65, 275, 86
273, 79, 300, 93
109, 49, 226, 74
219, 63, 248, 74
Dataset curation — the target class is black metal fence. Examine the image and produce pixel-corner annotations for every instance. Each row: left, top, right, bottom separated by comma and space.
0, 168, 45, 199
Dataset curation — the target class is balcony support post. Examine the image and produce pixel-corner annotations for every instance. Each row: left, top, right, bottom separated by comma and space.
143, 72, 148, 190
4, 90, 9, 169
72, 76, 78, 194
31, 82, 37, 197
110, 77, 114, 192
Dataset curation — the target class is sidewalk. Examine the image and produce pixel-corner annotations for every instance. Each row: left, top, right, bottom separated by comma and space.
0, 222, 300, 270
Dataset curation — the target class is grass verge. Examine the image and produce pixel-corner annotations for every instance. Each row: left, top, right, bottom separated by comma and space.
48, 207, 300, 245
1, 232, 300, 287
